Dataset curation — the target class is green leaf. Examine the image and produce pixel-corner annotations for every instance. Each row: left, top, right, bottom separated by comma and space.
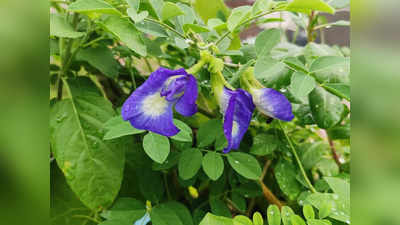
50, 14, 84, 38
318, 201, 331, 219
148, 0, 164, 20
178, 148, 203, 180
250, 133, 278, 156
309, 86, 344, 129
150, 205, 184, 225
161, 2, 184, 21
199, 213, 234, 225
197, 119, 223, 147
327, 123, 350, 140
233, 215, 253, 225
309, 56, 348, 74
127, 8, 149, 23
227, 6, 252, 32
50, 77, 126, 210
322, 83, 350, 101
286, 0, 335, 14
76, 46, 120, 78
328, 0, 350, 9
303, 204, 315, 220
252, 0, 273, 15
306, 219, 332, 225
316, 159, 339, 177
290, 215, 306, 225
207, 18, 227, 32
255, 28, 281, 57
281, 206, 295, 225
275, 160, 303, 200
227, 152, 262, 180
267, 205, 281, 225
137, 169, 164, 202
171, 119, 193, 142
209, 198, 232, 217
152, 151, 180, 171
103, 116, 145, 140
289, 72, 316, 98
103, 16, 147, 56
183, 24, 210, 34
68, 0, 120, 15
283, 57, 309, 74
252, 212, 263, 225
162, 202, 194, 225
101, 198, 146, 223
135, 20, 169, 37
143, 132, 170, 163
202, 152, 224, 181
125, 0, 140, 11
193, 0, 230, 23
254, 56, 291, 89
300, 142, 329, 170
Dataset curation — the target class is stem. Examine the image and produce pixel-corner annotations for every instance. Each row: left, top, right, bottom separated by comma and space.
257, 159, 284, 209
144, 17, 186, 40
307, 11, 315, 42
186, 59, 206, 75
163, 173, 172, 200
72, 215, 101, 224
278, 121, 317, 193
144, 57, 153, 72
327, 133, 341, 167
126, 58, 137, 90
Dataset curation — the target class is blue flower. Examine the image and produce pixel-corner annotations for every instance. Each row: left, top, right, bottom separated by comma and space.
219, 87, 255, 153
122, 67, 198, 136
251, 88, 294, 121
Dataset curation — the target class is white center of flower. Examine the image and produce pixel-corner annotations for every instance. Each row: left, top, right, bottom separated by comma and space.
142, 92, 168, 117
232, 121, 239, 137
252, 89, 273, 114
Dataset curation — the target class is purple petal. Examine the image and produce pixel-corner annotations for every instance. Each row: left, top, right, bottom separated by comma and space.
175, 74, 198, 116
253, 88, 294, 121
121, 67, 188, 136
222, 88, 255, 153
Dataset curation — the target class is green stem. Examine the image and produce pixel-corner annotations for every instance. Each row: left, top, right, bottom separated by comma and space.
278, 121, 317, 193
163, 173, 172, 200
126, 58, 137, 90
186, 59, 206, 75
144, 17, 186, 39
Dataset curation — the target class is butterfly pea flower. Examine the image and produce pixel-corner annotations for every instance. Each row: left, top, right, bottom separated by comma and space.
211, 67, 255, 153
122, 67, 198, 136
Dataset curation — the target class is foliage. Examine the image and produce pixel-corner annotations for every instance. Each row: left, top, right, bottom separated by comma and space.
50, 0, 350, 224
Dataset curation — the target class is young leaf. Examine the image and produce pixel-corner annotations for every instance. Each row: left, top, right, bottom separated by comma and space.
255, 28, 281, 57
309, 86, 344, 129
103, 16, 147, 56
267, 205, 281, 225
250, 133, 278, 156
303, 204, 315, 220
286, 0, 335, 14
103, 115, 145, 140
306, 220, 332, 225
193, 0, 230, 23
178, 148, 203, 180
290, 215, 306, 225
199, 213, 234, 225
233, 215, 253, 225
76, 46, 120, 78
281, 206, 295, 225
127, 8, 149, 23
161, 2, 184, 21
227, 152, 262, 180
143, 132, 170, 163
50, 77, 127, 210
252, 212, 263, 225
227, 6, 252, 32
171, 119, 193, 142
289, 72, 316, 98
50, 14, 84, 38
252, 0, 272, 15
202, 152, 224, 181
68, 0, 121, 15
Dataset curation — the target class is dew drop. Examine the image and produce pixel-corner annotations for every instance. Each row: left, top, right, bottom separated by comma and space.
234, 160, 239, 164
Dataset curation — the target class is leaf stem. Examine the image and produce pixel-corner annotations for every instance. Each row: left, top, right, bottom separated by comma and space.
257, 159, 284, 210
327, 131, 341, 167
278, 121, 317, 193
163, 172, 172, 200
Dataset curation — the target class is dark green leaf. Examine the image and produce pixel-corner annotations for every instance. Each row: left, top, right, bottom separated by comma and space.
50, 14, 84, 38
300, 142, 329, 170
143, 132, 170, 163
227, 152, 262, 180
231, 192, 247, 212
150, 205, 184, 225
76, 46, 120, 78
137, 169, 164, 202
103, 16, 147, 56
50, 77, 127, 210
275, 160, 303, 200
202, 152, 224, 181
309, 86, 344, 129
178, 148, 203, 180
322, 83, 350, 101
197, 119, 223, 147
101, 198, 146, 223
209, 198, 232, 218
250, 133, 278, 156
162, 202, 194, 225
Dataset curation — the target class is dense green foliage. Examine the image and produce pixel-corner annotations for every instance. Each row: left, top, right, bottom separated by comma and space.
50, 0, 350, 224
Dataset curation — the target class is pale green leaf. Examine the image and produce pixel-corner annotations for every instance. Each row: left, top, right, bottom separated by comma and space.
143, 132, 170, 163
161, 2, 184, 21
255, 28, 281, 57
76, 46, 120, 78
50, 14, 84, 38
289, 72, 316, 99
227, 6, 252, 32
102, 116, 145, 140
267, 205, 281, 225
171, 119, 193, 142
286, 0, 335, 14
202, 152, 224, 181
68, 0, 120, 15
227, 152, 262, 180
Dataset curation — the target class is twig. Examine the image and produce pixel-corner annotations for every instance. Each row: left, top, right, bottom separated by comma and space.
328, 134, 341, 167
257, 159, 284, 209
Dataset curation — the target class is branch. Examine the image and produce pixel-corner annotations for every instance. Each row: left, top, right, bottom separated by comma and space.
257, 159, 284, 210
